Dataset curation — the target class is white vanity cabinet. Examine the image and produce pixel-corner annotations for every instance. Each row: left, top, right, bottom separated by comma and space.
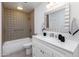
32, 38, 68, 57
32, 39, 54, 57
32, 35, 79, 57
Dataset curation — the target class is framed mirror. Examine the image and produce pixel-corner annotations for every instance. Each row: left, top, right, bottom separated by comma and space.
44, 3, 70, 33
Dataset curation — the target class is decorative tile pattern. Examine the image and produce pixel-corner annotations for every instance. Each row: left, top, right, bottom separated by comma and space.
4, 8, 30, 41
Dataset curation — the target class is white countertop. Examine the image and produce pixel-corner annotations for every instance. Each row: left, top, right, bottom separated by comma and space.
33, 35, 79, 53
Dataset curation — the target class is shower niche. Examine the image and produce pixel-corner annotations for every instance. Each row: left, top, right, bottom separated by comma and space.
45, 3, 70, 33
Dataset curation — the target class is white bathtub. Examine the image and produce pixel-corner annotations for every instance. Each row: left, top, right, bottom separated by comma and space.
3, 37, 32, 56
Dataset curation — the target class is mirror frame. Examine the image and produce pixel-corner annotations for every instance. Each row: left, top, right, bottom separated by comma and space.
44, 3, 70, 33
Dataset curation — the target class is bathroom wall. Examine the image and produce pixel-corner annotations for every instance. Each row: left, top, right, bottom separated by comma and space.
0, 2, 2, 56
70, 2, 79, 31
34, 3, 48, 34
3, 8, 31, 42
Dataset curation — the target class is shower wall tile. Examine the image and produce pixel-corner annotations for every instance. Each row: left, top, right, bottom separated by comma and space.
3, 8, 31, 41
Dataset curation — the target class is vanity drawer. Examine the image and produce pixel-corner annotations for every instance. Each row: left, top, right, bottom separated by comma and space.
32, 41, 54, 57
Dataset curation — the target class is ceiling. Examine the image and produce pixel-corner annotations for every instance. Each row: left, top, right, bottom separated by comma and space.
3, 2, 43, 13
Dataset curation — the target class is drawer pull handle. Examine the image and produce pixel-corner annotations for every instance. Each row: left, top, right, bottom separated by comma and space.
40, 50, 44, 54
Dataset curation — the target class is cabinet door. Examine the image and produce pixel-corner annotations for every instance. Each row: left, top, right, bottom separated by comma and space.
33, 41, 54, 57
38, 43, 54, 57
32, 44, 47, 57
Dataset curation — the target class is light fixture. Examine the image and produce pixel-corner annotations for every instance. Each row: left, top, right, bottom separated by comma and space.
46, 2, 55, 9
46, 2, 66, 9
17, 7, 23, 10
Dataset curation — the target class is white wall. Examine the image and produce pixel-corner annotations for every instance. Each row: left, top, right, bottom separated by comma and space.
69, 2, 79, 34
0, 2, 2, 56
34, 3, 48, 34
70, 2, 79, 28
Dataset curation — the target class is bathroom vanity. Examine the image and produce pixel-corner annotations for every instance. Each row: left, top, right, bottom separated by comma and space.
32, 3, 79, 57
32, 34, 79, 57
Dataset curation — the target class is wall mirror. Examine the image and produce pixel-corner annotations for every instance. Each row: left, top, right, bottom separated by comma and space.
45, 3, 70, 33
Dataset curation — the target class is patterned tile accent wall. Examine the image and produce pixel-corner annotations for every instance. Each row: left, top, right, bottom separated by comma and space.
3, 8, 31, 41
